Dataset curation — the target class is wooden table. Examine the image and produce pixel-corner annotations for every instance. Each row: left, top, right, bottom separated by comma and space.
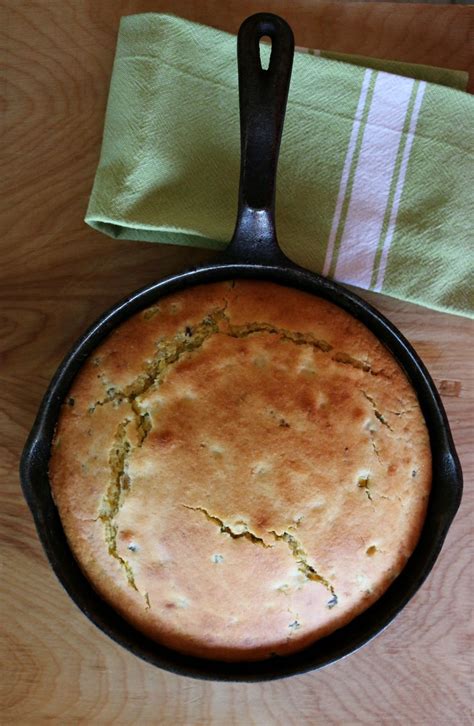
2, 1, 472, 723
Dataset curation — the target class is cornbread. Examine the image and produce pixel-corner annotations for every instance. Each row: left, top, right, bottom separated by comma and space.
49, 281, 431, 661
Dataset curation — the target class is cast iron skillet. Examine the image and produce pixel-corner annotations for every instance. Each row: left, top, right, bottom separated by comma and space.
21, 13, 462, 681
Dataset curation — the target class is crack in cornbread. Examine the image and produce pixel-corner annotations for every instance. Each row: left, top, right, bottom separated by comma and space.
89, 309, 227, 408
357, 474, 373, 502
49, 280, 431, 661
183, 505, 272, 548
98, 420, 140, 593
227, 321, 333, 353
183, 506, 338, 604
90, 313, 392, 415
361, 391, 394, 431
130, 400, 152, 446
268, 530, 338, 604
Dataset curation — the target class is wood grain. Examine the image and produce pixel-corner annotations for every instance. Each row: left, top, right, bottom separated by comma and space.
1, 1, 473, 724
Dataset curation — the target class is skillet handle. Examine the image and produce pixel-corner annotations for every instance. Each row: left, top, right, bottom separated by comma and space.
226, 13, 295, 264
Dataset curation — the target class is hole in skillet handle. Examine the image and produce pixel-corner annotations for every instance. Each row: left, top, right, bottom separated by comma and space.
224, 13, 295, 267
259, 35, 272, 71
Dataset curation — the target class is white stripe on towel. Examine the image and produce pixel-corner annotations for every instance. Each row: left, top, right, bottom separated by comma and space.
334, 72, 416, 288
322, 69, 373, 278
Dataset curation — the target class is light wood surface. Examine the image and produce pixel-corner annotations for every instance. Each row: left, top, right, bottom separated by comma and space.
1, 1, 473, 724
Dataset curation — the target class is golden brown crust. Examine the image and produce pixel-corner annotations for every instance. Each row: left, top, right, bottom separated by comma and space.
49, 281, 431, 661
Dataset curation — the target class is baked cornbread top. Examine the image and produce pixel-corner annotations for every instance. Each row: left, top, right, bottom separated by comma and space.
49, 280, 431, 661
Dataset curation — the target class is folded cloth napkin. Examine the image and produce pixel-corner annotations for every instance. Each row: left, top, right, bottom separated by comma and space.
86, 13, 474, 317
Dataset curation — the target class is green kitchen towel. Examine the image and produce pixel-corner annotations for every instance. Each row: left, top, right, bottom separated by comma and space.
86, 14, 474, 317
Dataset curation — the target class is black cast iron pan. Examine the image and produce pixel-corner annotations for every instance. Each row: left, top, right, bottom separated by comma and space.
20, 13, 462, 681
